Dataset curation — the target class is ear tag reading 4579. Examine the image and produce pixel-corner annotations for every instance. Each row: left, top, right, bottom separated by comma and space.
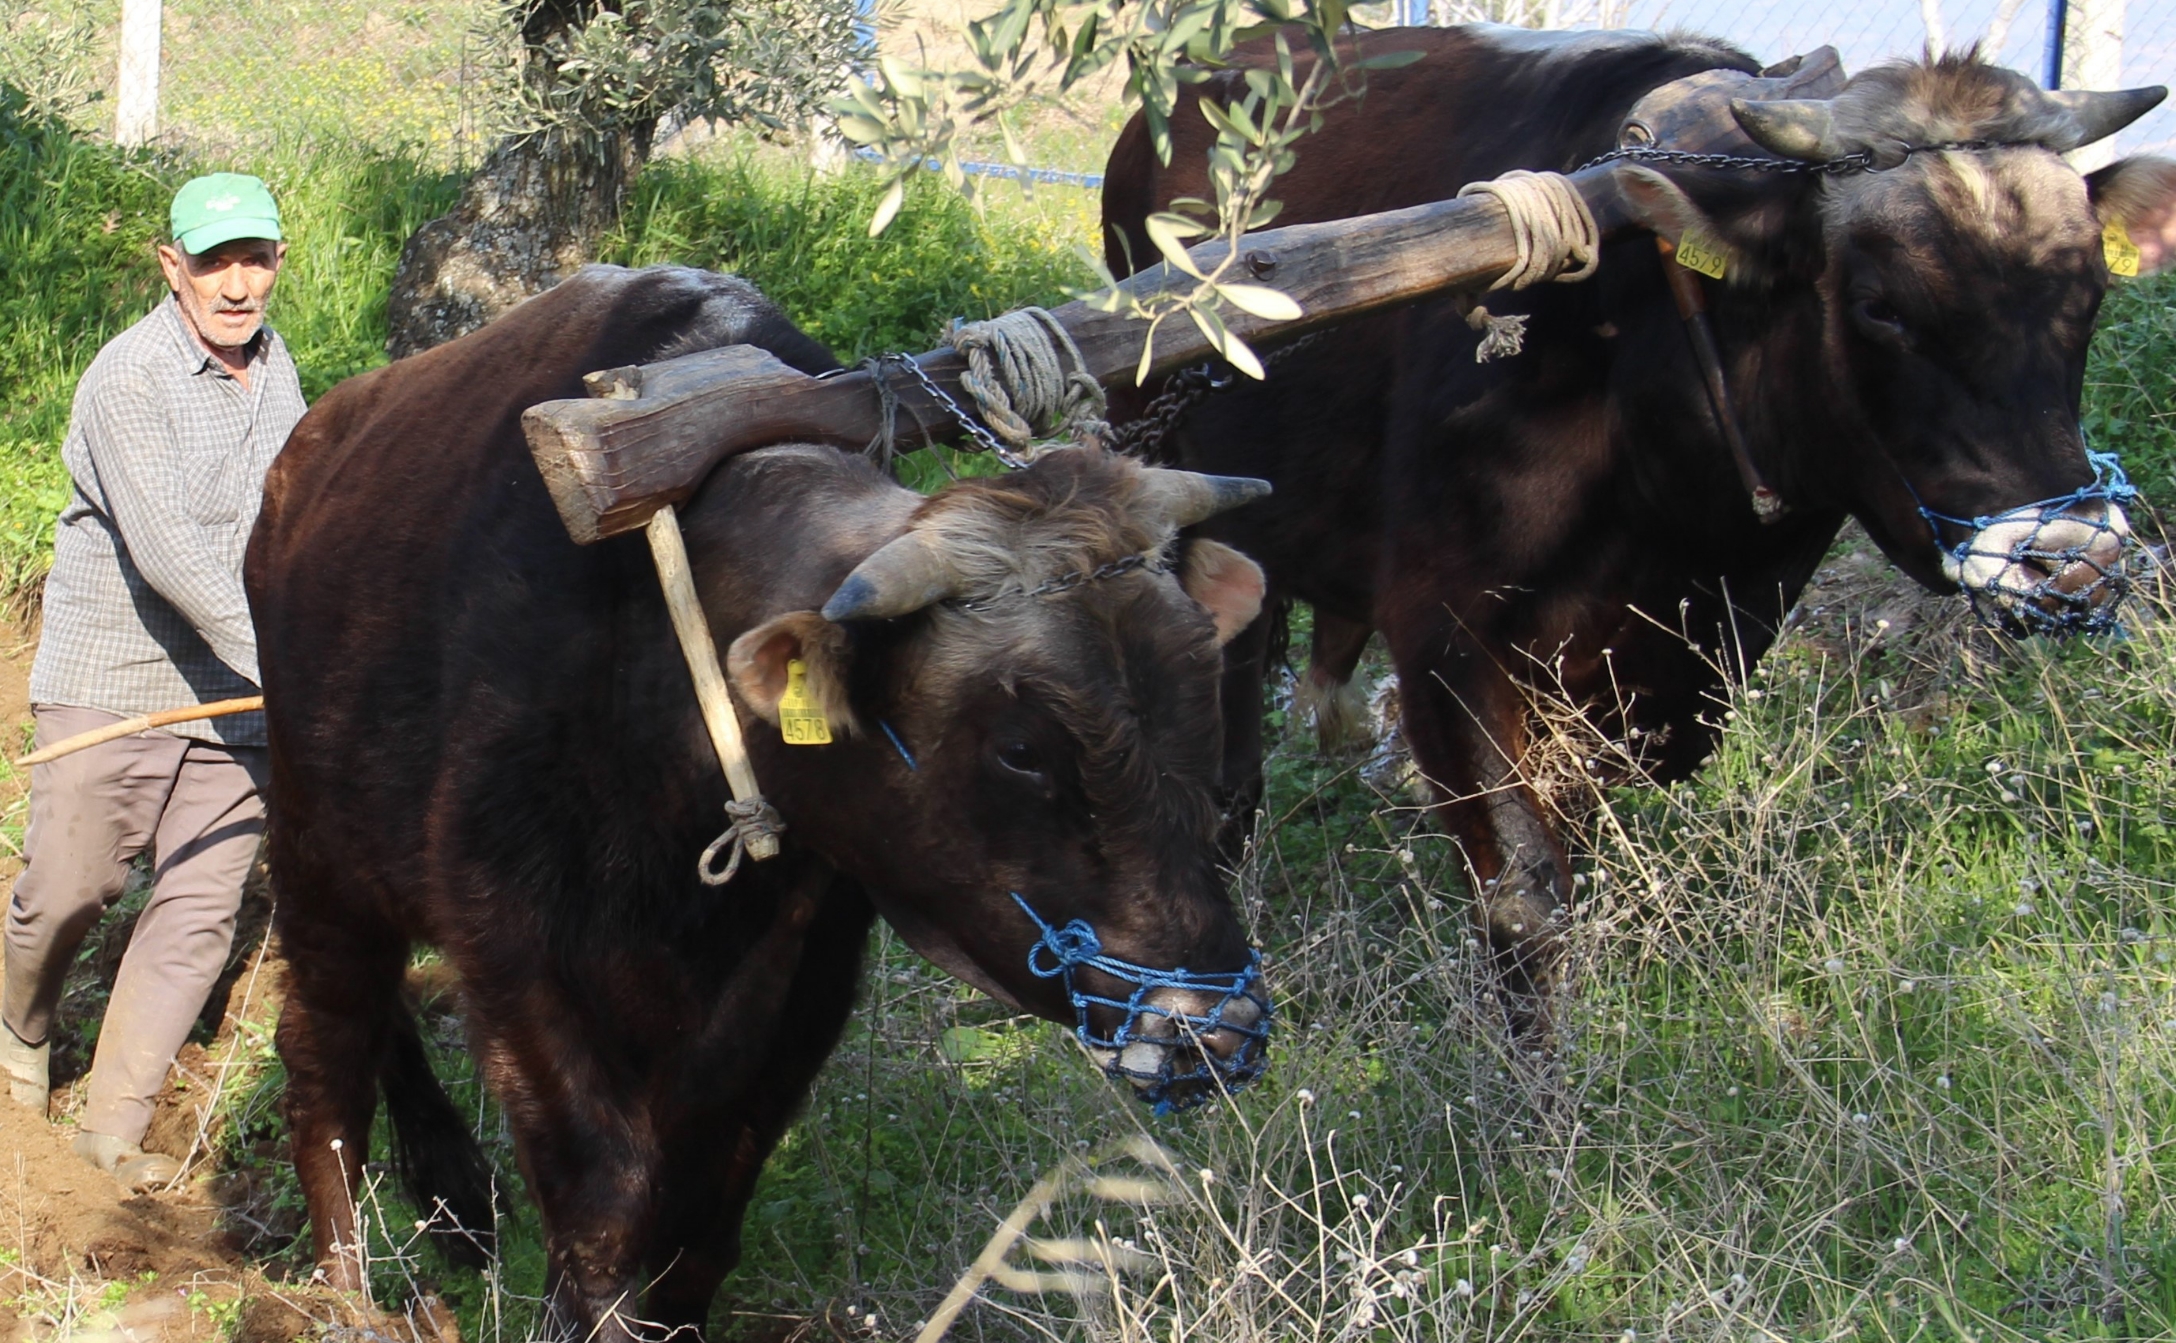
778, 658, 832, 746
1674, 228, 1729, 280
2104, 219, 2142, 278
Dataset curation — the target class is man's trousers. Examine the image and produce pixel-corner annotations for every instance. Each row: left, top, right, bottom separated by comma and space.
3, 705, 267, 1143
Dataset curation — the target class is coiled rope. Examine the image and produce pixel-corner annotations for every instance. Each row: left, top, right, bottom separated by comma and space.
1454, 169, 1601, 362
949, 307, 1111, 452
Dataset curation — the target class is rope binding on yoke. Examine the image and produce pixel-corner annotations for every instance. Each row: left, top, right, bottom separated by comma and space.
948, 307, 1112, 457
1455, 170, 1601, 363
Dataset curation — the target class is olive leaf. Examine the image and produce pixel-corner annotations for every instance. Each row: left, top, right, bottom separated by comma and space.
838, 0, 1410, 377
1216, 281, 1303, 321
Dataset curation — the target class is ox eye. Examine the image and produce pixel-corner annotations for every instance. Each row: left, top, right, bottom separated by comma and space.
1853, 296, 1907, 338
995, 739, 1046, 781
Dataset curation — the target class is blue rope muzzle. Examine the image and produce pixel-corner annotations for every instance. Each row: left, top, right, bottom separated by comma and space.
1011, 893, 1271, 1114
1920, 451, 2140, 637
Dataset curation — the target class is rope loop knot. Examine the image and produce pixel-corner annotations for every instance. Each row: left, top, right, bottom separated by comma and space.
1025, 915, 1105, 976
949, 307, 1112, 454
698, 797, 787, 886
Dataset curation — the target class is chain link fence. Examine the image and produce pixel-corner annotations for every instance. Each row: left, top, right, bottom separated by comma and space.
8, 0, 2176, 160
3, 0, 502, 161
1398, 0, 2176, 156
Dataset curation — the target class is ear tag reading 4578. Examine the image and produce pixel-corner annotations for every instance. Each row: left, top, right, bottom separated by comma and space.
2104, 219, 2142, 278
778, 658, 832, 746
1674, 228, 1729, 280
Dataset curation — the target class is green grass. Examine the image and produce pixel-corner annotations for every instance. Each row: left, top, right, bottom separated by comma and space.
601, 146, 1098, 361
14, 87, 2176, 1343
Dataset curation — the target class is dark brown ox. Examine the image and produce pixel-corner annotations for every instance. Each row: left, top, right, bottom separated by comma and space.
1102, 27, 2176, 1015
245, 265, 1273, 1339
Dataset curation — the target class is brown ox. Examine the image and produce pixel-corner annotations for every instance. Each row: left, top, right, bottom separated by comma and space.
1102, 27, 2176, 1018
245, 265, 1273, 1339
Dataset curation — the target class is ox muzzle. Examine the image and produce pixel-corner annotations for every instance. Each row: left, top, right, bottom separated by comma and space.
1925, 452, 2141, 637
1011, 893, 1271, 1114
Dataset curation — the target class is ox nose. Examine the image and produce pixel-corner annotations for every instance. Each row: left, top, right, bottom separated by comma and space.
1943, 500, 2135, 636
1087, 982, 1272, 1110
1012, 893, 1271, 1110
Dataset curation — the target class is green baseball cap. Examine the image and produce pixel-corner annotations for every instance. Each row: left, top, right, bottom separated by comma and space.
169, 173, 282, 255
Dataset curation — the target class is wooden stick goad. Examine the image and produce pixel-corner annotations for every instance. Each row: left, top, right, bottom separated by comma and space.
17, 696, 265, 767
523, 164, 1646, 546
644, 505, 780, 865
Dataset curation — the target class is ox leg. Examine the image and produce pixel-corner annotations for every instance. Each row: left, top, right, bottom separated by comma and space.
469, 1018, 657, 1342
274, 887, 407, 1293
641, 885, 874, 1334
1296, 609, 1374, 751
1396, 653, 1572, 1033
1212, 597, 1279, 864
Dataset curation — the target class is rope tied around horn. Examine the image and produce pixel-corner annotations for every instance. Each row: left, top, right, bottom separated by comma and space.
1454, 170, 1601, 362
948, 307, 1112, 455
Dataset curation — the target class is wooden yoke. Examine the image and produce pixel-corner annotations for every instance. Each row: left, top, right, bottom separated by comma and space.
520, 49, 1856, 545
522, 164, 1644, 544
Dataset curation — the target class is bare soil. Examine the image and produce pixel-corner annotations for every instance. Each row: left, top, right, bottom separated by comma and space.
0, 634, 448, 1343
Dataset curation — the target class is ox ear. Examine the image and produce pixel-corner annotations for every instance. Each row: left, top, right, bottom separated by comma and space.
1614, 165, 1754, 282
2088, 156, 2176, 277
725, 611, 857, 736
1179, 540, 1266, 646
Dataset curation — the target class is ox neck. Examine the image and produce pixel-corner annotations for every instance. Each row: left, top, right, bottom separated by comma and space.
1653, 241, 1786, 525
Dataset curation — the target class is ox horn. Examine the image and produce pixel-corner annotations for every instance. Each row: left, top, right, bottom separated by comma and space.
1134, 469, 1273, 531
821, 531, 962, 622
2047, 86, 2168, 149
1729, 98, 1843, 162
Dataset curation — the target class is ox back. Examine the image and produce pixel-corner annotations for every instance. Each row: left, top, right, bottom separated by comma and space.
1102, 25, 2171, 1020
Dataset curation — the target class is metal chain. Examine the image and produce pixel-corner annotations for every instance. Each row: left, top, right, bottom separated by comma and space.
1107, 330, 1332, 463
1105, 363, 1235, 461
874, 351, 1039, 470
1575, 139, 1996, 178
952, 549, 1172, 612
1023, 549, 1170, 597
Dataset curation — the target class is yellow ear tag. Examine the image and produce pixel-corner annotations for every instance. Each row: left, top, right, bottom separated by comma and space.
1675, 228, 1729, 280
777, 659, 832, 746
2104, 219, 2142, 277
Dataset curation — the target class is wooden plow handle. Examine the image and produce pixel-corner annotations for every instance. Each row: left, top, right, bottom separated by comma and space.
523, 164, 1646, 545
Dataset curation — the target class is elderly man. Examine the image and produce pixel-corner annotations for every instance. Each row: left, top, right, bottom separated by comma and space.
0, 174, 304, 1190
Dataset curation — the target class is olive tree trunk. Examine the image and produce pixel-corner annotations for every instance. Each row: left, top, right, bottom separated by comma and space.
385, 123, 653, 359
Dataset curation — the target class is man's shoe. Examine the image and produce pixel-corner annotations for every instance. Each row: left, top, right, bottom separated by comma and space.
0, 1026, 47, 1113
72, 1130, 182, 1192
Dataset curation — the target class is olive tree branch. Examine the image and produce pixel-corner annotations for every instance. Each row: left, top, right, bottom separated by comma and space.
834, 0, 1415, 378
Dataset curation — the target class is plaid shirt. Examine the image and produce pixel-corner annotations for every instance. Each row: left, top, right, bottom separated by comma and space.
30, 296, 305, 746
